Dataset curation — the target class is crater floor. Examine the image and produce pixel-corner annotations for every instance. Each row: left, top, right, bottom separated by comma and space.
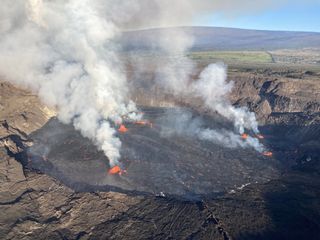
28, 107, 289, 198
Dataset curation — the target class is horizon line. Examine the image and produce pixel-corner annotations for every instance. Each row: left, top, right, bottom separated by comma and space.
123, 26, 320, 34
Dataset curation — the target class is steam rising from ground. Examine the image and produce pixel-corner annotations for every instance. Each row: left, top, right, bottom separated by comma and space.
0, 0, 142, 166
160, 109, 263, 152
0, 0, 292, 165
155, 62, 263, 150
192, 64, 259, 134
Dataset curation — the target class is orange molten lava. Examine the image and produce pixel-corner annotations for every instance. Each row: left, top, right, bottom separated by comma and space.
118, 124, 128, 133
241, 133, 249, 140
256, 134, 265, 139
108, 166, 121, 175
135, 120, 153, 128
263, 151, 273, 157
135, 120, 148, 125
108, 166, 127, 175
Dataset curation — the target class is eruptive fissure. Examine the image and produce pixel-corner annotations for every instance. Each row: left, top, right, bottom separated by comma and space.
118, 124, 128, 134
27, 108, 282, 197
1, 0, 274, 171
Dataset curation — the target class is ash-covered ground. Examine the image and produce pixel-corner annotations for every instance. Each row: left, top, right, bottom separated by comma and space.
28, 106, 287, 199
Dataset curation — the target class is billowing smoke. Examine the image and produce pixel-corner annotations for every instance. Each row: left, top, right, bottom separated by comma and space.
0, 0, 142, 166
160, 109, 263, 152
110, 2, 265, 152
152, 57, 260, 150
1, 0, 304, 165
192, 64, 259, 134
155, 61, 262, 150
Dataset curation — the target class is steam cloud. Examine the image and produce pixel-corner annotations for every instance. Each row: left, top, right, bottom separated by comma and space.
160, 109, 263, 152
0, 0, 142, 166
192, 64, 259, 135
1, 0, 304, 164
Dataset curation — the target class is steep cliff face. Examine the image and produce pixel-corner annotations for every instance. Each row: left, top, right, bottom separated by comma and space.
0, 81, 56, 136
0, 66, 319, 240
228, 69, 320, 124
130, 66, 320, 125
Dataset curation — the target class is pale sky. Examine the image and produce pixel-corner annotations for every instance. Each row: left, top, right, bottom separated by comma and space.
195, 2, 320, 32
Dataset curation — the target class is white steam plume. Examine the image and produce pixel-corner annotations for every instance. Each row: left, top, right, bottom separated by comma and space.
160, 109, 264, 152
153, 57, 260, 145
26, 0, 45, 26
115, 2, 263, 146
192, 64, 259, 134
0, 0, 141, 166
1, 0, 306, 164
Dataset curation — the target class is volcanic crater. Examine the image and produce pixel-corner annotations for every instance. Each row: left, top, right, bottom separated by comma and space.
27, 105, 315, 200
17, 64, 319, 203
1, 65, 320, 239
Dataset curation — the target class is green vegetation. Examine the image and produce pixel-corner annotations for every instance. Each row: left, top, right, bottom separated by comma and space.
187, 51, 273, 64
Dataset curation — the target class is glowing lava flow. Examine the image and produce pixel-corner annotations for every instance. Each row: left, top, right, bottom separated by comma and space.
118, 124, 128, 133
108, 165, 121, 174
134, 120, 153, 128
241, 133, 249, 140
108, 165, 127, 175
263, 151, 273, 157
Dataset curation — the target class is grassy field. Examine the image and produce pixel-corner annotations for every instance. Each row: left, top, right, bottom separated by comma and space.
122, 49, 320, 74
188, 51, 273, 64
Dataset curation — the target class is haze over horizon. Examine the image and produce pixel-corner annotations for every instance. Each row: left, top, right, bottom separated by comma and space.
195, 1, 320, 33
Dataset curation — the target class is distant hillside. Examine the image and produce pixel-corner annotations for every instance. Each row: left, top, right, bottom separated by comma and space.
120, 27, 320, 51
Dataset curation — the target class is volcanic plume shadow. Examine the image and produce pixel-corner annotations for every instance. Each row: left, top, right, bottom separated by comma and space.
26, 106, 292, 199
212, 121, 320, 239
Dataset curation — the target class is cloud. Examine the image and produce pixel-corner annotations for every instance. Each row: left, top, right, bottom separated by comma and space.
0, 0, 283, 166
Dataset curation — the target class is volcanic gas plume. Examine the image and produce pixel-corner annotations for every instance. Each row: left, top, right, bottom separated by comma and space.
0, 0, 287, 167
